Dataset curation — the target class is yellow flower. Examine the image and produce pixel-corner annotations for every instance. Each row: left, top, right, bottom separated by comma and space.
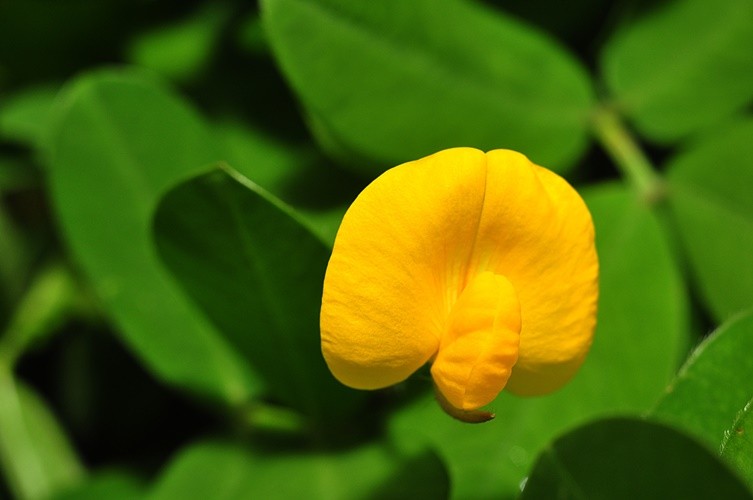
320, 148, 598, 421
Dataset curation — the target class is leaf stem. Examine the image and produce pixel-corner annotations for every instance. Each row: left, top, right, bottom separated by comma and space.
592, 106, 665, 204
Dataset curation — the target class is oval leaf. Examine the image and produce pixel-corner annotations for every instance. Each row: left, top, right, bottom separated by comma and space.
153, 166, 363, 421
601, 0, 753, 142
667, 119, 753, 322
652, 310, 753, 452
45, 69, 258, 405
390, 184, 688, 498
262, 0, 594, 174
521, 418, 751, 499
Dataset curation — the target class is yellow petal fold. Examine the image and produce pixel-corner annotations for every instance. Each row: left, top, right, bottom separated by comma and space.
431, 271, 521, 410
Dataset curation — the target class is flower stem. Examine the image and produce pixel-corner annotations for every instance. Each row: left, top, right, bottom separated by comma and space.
591, 106, 665, 204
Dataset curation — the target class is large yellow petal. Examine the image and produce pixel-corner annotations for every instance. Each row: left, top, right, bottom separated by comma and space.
471, 150, 598, 396
321, 148, 488, 389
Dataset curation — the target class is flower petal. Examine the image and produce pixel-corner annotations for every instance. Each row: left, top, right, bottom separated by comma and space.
321, 148, 488, 389
471, 150, 598, 395
431, 271, 521, 410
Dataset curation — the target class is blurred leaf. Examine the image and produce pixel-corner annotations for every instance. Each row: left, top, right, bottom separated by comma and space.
0, 264, 75, 366
666, 118, 753, 322
0, 201, 29, 309
0, 372, 84, 500
520, 417, 751, 499
236, 13, 269, 55
0, 156, 38, 192
0, 85, 58, 147
721, 399, 753, 491
601, 0, 753, 142
51, 471, 145, 500
390, 184, 688, 498
652, 310, 753, 452
484, 0, 611, 50
216, 121, 360, 244
262, 0, 594, 175
153, 166, 363, 422
45, 69, 258, 405
149, 440, 448, 500
126, 4, 228, 83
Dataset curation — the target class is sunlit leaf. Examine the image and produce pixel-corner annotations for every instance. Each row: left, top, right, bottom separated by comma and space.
721, 399, 753, 492
601, 0, 753, 142
652, 310, 753, 452
44, 69, 258, 405
0, 374, 84, 499
262, 0, 594, 175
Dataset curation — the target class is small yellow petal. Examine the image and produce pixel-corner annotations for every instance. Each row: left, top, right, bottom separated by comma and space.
431, 271, 521, 410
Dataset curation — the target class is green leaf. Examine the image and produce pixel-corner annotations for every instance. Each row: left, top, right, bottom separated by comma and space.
153, 166, 363, 422
0, 199, 30, 308
215, 121, 359, 245
721, 399, 753, 492
601, 0, 753, 142
126, 4, 227, 83
44, 69, 258, 405
521, 417, 751, 499
652, 310, 753, 453
390, 184, 688, 499
666, 118, 753, 322
262, 0, 594, 174
0, 85, 59, 147
0, 156, 38, 192
0, 264, 76, 366
0, 373, 85, 500
149, 440, 448, 500
51, 471, 145, 500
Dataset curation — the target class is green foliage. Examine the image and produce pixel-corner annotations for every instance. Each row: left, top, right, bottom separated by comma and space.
667, 119, 753, 321
721, 400, 753, 491
149, 440, 448, 499
262, 0, 594, 174
601, 0, 753, 142
0, 376, 84, 499
651, 310, 753, 452
44, 69, 258, 405
521, 418, 751, 499
1, 0, 753, 498
153, 167, 364, 423
51, 472, 145, 500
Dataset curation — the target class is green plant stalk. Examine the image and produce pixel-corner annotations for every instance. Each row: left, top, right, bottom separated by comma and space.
0, 365, 50, 499
592, 107, 665, 204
